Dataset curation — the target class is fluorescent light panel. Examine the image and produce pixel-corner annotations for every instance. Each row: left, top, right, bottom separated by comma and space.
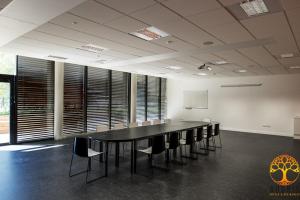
240, 0, 269, 16
280, 53, 294, 58
78, 44, 107, 53
130, 26, 170, 41
290, 66, 300, 69
165, 66, 182, 70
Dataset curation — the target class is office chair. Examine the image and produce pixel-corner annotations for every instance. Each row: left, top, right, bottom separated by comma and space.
69, 137, 105, 183
142, 121, 151, 126
213, 123, 222, 148
136, 135, 169, 173
179, 129, 197, 159
129, 122, 138, 128
165, 131, 185, 165
152, 119, 161, 125
201, 125, 216, 151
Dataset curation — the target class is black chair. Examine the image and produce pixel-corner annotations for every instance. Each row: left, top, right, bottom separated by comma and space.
180, 129, 197, 159
213, 123, 222, 148
166, 131, 186, 164
195, 127, 205, 149
69, 137, 105, 183
204, 125, 216, 151
136, 135, 169, 172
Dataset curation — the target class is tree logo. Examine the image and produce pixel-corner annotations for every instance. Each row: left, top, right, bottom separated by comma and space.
270, 154, 300, 186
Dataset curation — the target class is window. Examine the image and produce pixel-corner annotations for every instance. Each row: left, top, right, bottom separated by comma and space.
16, 56, 54, 143
87, 67, 109, 131
111, 71, 130, 128
136, 75, 167, 123
63, 63, 85, 135
147, 76, 160, 120
136, 75, 146, 123
0, 52, 16, 75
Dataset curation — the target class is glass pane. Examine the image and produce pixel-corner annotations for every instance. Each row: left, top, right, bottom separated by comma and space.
0, 52, 16, 75
0, 82, 10, 144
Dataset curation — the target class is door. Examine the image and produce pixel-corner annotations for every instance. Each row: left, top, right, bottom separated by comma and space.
0, 75, 16, 145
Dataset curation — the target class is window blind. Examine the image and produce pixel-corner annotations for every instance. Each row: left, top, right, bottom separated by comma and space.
63, 63, 85, 135
86, 67, 109, 131
147, 76, 160, 120
16, 56, 54, 142
136, 75, 146, 123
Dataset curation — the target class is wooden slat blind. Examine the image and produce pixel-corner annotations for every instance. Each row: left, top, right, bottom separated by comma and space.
17, 56, 54, 142
63, 63, 85, 135
87, 67, 109, 131
161, 78, 167, 120
147, 76, 160, 120
111, 71, 129, 128
136, 75, 146, 123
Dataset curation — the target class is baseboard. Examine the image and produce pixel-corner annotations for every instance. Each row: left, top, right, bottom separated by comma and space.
221, 127, 293, 138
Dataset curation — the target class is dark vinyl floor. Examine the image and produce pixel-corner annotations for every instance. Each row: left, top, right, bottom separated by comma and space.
0, 131, 299, 200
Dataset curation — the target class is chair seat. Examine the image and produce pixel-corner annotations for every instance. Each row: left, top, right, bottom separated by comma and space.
88, 148, 102, 157
165, 142, 170, 149
137, 147, 152, 154
179, 139, 186, 145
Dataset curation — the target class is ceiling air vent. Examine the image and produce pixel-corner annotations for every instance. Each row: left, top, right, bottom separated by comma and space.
240, 0, 269, 16
48, 55, 67, 60
77, 44, 107, 54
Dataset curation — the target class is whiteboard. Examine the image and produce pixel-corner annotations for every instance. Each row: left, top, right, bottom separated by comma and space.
183, 90, 208, 109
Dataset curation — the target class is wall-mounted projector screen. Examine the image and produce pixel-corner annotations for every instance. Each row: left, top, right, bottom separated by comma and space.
183, 90, 208, 109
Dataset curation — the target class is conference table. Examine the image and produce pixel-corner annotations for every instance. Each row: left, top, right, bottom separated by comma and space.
89, 121, 210, 177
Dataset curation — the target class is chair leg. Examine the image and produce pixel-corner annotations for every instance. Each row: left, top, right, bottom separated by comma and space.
86, 158, 90, 184
69, 154, 74, 177
217, 134, 222, 148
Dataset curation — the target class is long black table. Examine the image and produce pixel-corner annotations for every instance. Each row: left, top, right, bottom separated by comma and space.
88, 121, 210, 176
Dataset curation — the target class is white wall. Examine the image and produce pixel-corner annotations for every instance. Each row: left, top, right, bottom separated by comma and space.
167, 74, 300, 137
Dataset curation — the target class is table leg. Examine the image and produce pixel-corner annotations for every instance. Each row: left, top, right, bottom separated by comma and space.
100, 141, 103, 162
131, 141, 134, 174
115, 142, 119, 168
133, 140, 137, 173
105, 141, 109, 177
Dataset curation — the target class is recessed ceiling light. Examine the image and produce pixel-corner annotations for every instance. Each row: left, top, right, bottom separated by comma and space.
236, 69, 248, 73
72, 21, 78, 25
166, 40, 174, 44
95, 59, 112, 64
197, 73, 208, 76
240, 0, 269, 16
130, 26, 170, 41
165, 66, 182, 70
215, 60, 228, 65
290, 66, 300, 69
280, 53, 294, 58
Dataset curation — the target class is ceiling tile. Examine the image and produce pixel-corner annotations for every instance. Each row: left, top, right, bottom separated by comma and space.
104, 16, 147, 33
218, 0, 241, 6
157, 18, 222, 47
241, 12, 298, 56
205, 22, 254, 43
150, 36, 197, 52
288, 68, 300, 74
286, 7, 300, 50
69, 0, 122, 24
161, 0, 221, 17
130, 4, 182, 27
192, 53, 222, 63
215, 50, 257, 67
95, 0, 156, 14
280, 0, 300, 10
239, 47, 280, 67
187, 8, 236, 29
266, 66, 289, 74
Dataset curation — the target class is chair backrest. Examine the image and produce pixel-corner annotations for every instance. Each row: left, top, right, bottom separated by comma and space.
129, 122, 138, 128
151, 135, 166, 154
164, 119, 171, 124
196, 127, 203, 141
207, 125, 213, 138
152, 119, 161, 125
169, 132, 179, 149
113, 123, 125, 130
73, 137, 88, 157
142, 121, 151, 126
185, 129, 194, 145
214, 123, 220, 136
96, 125, 109, 132
202, 118, 212, 123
